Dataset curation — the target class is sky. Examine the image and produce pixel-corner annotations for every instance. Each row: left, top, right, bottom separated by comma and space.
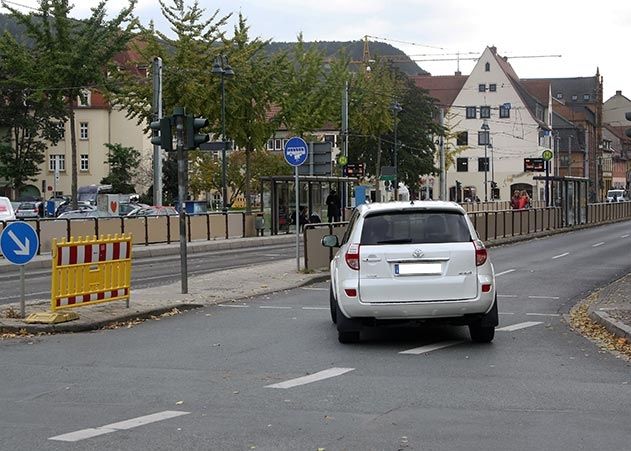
2, 0, 630, 100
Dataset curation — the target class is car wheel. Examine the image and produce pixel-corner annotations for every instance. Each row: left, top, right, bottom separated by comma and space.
469, 323, 495, 343
336, 303, 361, 343
329, 284, 337, 324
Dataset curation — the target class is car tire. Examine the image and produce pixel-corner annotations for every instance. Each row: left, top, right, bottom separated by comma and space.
330, 284, 337, 324
336, 303, 361, 343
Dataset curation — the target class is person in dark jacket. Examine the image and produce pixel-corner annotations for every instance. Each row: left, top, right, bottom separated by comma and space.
325, 189, 341, 223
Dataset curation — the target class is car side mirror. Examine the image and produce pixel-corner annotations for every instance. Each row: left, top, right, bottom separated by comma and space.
321, 234, 339, 248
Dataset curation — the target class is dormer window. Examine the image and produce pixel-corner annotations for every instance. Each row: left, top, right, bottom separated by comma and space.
583, 94, 590, 101
485, 62, 490, 72
77, 89, 91, 107
556, 93, 563, 99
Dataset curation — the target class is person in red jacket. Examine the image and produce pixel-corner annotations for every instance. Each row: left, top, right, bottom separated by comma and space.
518, 190, 530, 209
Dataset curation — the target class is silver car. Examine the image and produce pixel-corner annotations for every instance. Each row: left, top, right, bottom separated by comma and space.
322, 201, 497, 344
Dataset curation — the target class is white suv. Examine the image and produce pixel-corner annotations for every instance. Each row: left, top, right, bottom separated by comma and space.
322, 201, 497, 343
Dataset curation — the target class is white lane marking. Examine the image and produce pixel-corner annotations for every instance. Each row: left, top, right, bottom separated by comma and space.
622, 234, 630, 238
592, 242, 605, 247
49, 411, 190, 442
218, 304, 249, 308
528, 295, 560, 300
498, 294, 518, 298
499, 312, 515, 315
526, 313, 560, 317
495, 269, 516, 277
262, 253, 282, 257
497, 321, 542, 332
266, 367, 354, 389
302, 306, 329, 310
399, 340, 464, 355
301, 287, 328, 291
259, 306, 292, 310
552, 252, 569, 259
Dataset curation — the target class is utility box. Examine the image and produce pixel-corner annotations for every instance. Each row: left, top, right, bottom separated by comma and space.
97, 194, 124, 216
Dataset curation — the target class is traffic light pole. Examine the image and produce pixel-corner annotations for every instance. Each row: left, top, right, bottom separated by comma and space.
175, 108, 188, 294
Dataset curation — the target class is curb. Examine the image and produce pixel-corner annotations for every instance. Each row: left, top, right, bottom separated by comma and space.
588, 310, 631, 343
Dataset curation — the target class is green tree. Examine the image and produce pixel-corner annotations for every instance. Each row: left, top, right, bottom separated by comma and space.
100, 143, 141, 193
0, 32, 65, 197
4, 0, 138, 208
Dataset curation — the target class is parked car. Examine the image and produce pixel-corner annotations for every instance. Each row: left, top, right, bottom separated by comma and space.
126, 206, 178, 217
15, 201, 42, 219
606, 189, 627, 202
0, 196, 16, 221
57, 209, 115, 219
55, 201, 94, 216
322, 201, 497, 344
119, 202, 150, 216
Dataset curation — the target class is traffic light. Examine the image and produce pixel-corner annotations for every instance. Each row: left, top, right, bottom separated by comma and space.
150, 117, 173, 151
185, 115, 210, 150
626, 112, 631, 138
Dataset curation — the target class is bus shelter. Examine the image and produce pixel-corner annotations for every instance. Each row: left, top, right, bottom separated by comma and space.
259, 175, 357, 235
533, 175, 588, 226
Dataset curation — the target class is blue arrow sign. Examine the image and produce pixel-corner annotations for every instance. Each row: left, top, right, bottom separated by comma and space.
0, 222, 39, 265
283, 136, 309, 167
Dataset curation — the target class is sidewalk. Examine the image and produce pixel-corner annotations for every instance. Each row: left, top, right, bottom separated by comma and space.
586, 273, 631, 344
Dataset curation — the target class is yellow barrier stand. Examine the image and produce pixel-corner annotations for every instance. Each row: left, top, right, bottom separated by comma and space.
51, 234, 132, 311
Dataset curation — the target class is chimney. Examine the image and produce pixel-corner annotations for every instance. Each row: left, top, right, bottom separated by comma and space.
616, 90, 622, 96
455, 70, 461, 76
489, 46, 497, 54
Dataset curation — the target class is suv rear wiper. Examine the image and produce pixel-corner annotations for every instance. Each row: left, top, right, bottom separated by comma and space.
375, 238, 412, 244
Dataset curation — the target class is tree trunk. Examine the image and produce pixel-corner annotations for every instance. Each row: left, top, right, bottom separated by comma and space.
245, 145, 252, 214
68, 100, 78, 209
375, 136, 382, 202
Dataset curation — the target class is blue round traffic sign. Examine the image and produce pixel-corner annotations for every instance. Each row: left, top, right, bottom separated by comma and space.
0, 222, 39, 265
283, 136, 309, 167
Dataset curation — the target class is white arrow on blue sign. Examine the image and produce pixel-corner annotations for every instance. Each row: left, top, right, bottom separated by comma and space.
283, 136, 309, 167
0, 222, 39, 265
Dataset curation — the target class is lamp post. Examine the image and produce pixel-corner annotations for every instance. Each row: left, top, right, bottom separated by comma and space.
391, 102, 402, 200
211, 55, 234, 212
481, 119, 490, 202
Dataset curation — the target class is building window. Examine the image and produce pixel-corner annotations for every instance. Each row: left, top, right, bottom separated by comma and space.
478, 157, 489, 172
499, 104, 510, 118
274, 139, 282, 150
80, 154, 89, 172
456, 131, 468, 146
485, 62, 490, 72
49, 154, 65, 172
267, 139, 274, 150
58, 122, 65, 140
480, 106, 491, 118
79, 122, 89, 140
323, 134, 337, 147
571, 95, 578, 101
583, 94, 590, 101
77, 89, 91, 107
466, 106, 476, 119
478, 131, 490, 146
456, 157, 468, 172
556, 92, 563, 99
478, 84, 486, 92
489, 84, 496, 92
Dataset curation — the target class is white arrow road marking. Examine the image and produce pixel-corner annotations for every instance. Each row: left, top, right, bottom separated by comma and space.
552, 252, 569, 259
8, 230, 29, 256
49, 411, 190, 442
266, 367, 354, 389
496, 321, 542, 332
496, 269, 516, 276
399, 340, 464, 355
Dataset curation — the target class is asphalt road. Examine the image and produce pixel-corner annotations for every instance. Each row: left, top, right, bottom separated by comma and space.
1, 222, 631, 450
0, 243, 295, 305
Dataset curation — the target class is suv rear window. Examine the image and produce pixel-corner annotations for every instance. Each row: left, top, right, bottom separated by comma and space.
361, 210, 472, 245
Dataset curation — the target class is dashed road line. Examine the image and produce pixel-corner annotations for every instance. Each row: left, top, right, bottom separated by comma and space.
499, 312, 515, 315
498, 294, 518, 298
497, 321, 543, 332
622, 234, 630, 238
266, 367, 354, 389
301, 287, 328, 291
526, 313, 560, 317
592, 242, 605, 247
399, 340, 464, 355
49, 411, 190, 442
528, 295, 560, 300
552, 252, 569, 259
301, 306, 329, 310
496, 269, 516, 276
218, 304, 249, 308
259, 306, 292, 310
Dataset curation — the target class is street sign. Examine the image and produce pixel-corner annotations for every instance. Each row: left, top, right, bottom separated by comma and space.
524, 158, 545, 172
542, 149, 553, 161
284, 136, 309, 167
0, 222, 39, 265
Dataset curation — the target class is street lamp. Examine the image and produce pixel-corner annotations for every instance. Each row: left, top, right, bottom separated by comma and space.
211, 55, 234, 212
391, 102, 402, 200
480, 119, 490, 202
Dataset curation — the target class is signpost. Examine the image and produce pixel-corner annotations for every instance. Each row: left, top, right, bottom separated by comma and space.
284, 137, 309, 271
542, 149, 554, 206
0, 222, 39, 317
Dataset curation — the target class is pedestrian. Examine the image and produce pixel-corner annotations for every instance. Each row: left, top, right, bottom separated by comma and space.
291, 206, 309, 232
518, 190, 529, 209
511, 190, 520, 209
326, 189, 341, 223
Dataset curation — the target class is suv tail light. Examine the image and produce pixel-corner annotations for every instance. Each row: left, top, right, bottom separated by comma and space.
474, 239, 487, 266
345, 243, 360, 270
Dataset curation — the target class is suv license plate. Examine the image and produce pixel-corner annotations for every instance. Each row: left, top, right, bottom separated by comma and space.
395, 262, 442, 276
